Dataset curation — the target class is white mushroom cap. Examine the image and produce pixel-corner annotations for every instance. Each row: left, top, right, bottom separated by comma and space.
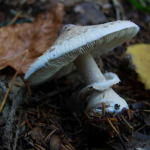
24, 20, 139, 85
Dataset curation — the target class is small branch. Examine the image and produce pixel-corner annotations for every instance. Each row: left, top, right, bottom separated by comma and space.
8, 11, 22, 26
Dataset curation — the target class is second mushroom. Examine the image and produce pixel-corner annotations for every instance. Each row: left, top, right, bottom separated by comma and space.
24, 20, 139, 115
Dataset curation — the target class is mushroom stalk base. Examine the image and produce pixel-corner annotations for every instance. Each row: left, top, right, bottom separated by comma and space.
74, 53, 105, 85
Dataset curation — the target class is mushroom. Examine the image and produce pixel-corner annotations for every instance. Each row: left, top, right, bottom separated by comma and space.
24, 20, 139, 115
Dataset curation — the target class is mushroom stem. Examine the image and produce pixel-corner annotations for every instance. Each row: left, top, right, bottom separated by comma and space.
74, 52, 128, 114
74, 53, 105, 85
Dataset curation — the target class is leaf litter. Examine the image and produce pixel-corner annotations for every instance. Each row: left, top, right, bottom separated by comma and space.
0, 1, 150, 150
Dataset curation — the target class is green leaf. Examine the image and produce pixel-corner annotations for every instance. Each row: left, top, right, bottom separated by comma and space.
129, 0, 150, 13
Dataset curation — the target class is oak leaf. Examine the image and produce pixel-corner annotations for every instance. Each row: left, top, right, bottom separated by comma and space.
0, 3, 64, 74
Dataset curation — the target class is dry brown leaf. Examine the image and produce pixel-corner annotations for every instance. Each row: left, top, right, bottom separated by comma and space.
0, 3, 64, 74
28, 126, 46, 144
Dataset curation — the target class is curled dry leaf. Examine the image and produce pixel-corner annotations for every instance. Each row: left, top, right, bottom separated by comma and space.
50, 134, 62, 150
0, 3, 64, 74
28, 126, 46, 144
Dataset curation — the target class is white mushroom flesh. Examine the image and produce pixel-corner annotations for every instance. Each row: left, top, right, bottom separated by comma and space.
74, 53, 129, 115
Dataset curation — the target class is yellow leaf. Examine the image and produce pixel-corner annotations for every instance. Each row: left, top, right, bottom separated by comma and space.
126, 43, 150, 90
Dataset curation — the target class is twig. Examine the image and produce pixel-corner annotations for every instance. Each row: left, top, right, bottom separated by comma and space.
24, 139, 40, 150
106, 139, 115, 144
20, 120, 26, 128
83, 110, 91, 119
143, 109, 150, 112
34, 144, 46, 150
121, 132, 129, 142
117, 134, 127, 150
135, 124, 147, 132
61, 144, 69, 150
37, 106, 40, 118
23, 79, 32, 95
68, 143, 76, 150
72, 112, 82, 127
25, 113, 33, 130
113, 0, 121, 20
36, 88, 68, 104
127, 109, 131, 120
141, 101, 150, 107
107, 118, 119, 134
8, 11, 22, 26
112, 0, 125, 20
44, 129, 57, 142
121, 116, 133, 129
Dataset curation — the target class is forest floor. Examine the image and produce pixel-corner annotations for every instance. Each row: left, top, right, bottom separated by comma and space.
0, 0, 150, 150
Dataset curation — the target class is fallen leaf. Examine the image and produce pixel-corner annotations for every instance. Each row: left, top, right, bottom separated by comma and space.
129, 0, 150, 14
28, 126, 46, 144
50, 134, 62, 150
126, 43, 150, 90
0, 3, 64, 74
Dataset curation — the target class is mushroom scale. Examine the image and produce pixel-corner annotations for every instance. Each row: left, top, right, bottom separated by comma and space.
24, 20, 139, 85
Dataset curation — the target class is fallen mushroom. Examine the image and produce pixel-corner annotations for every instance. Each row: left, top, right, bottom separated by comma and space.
24, 20, 139, 115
